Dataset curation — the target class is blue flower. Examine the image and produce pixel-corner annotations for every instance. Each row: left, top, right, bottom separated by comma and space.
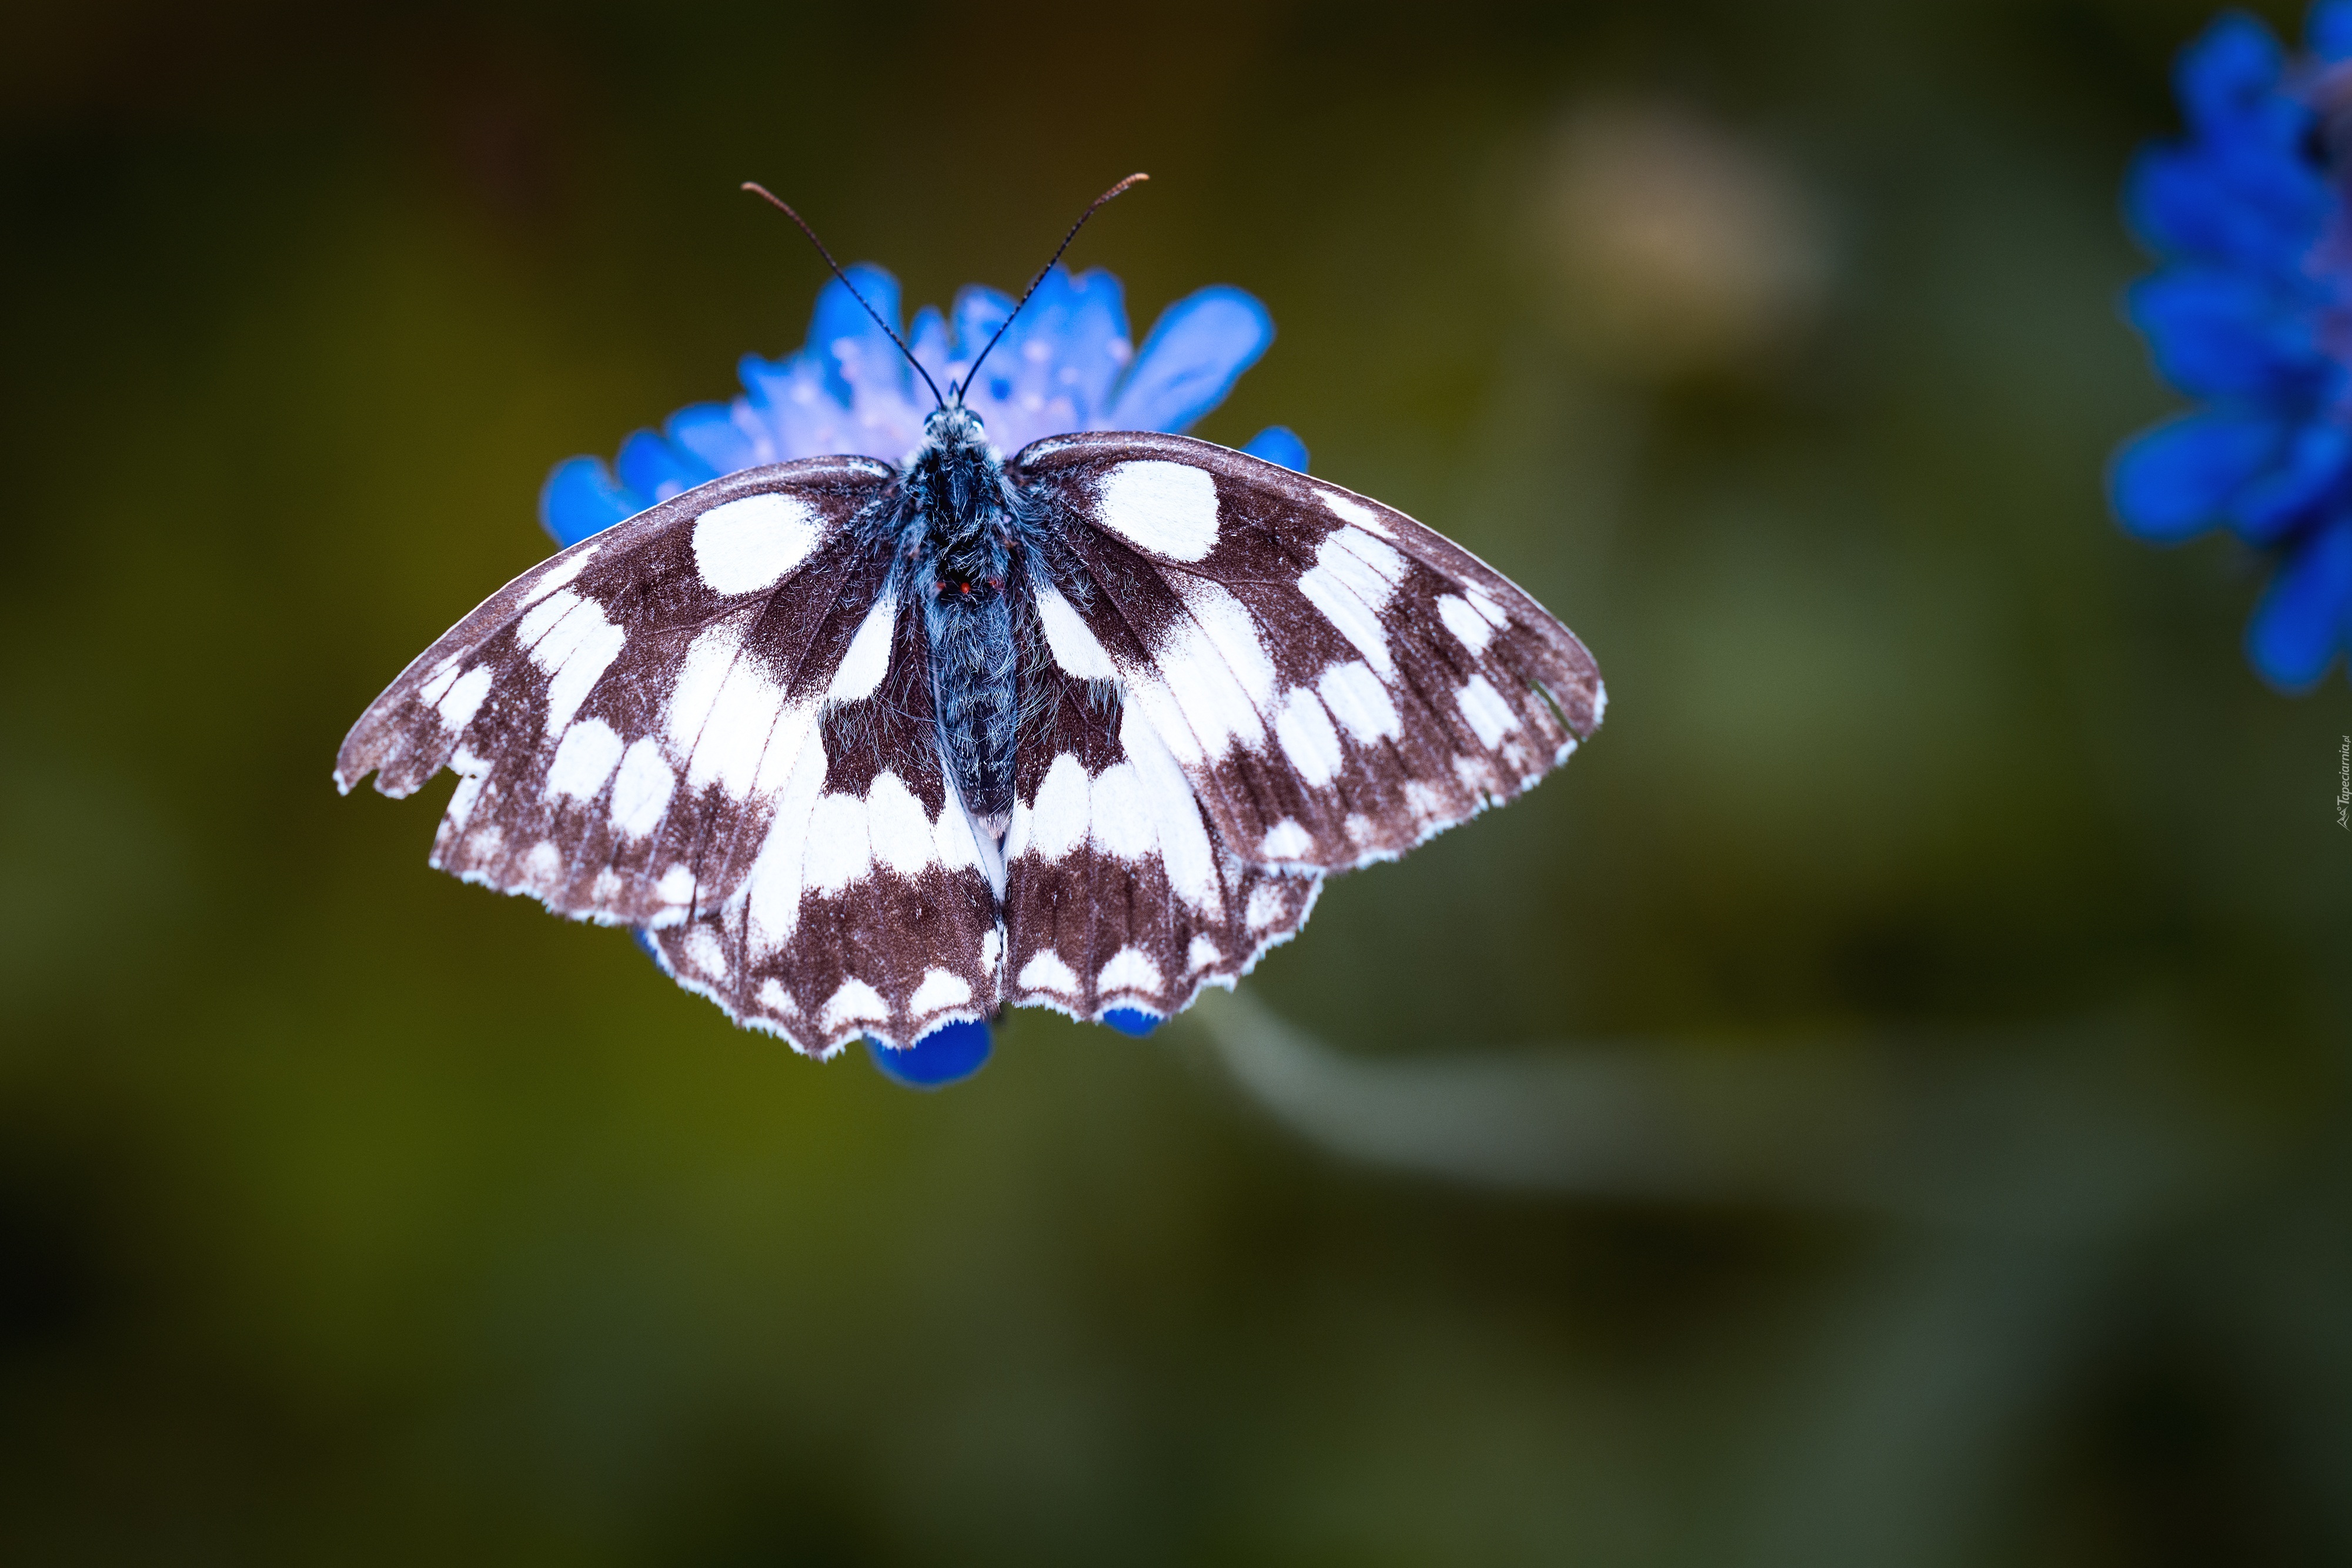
2113, 2, 2352, 689
543, 263, 1306, 547
583, 263, 1302, 1086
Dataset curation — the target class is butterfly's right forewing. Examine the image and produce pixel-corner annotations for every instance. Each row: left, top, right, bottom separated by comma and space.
1010, 432, 1605, 875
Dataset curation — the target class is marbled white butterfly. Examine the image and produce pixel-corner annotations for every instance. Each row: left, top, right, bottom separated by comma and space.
335, 177, 1605, 1058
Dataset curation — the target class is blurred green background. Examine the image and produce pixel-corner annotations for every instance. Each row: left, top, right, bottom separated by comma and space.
4, 1, 2348, 1562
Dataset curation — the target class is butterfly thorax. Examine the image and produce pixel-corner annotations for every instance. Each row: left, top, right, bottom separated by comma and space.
898, 405, 1020, 842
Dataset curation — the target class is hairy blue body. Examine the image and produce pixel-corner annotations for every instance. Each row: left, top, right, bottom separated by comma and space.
886, 406, 1025, 837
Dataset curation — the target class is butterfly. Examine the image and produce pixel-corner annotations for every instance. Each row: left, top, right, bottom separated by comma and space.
335, 176, 1605, 1058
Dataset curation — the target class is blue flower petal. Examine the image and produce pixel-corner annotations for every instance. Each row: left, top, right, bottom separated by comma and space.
808, 263, 906, 402
2247, 515, 2352, 688
2124, 145, 2332, 272
664, 401, 761, 476
2110, 408, 2286, 541
2230, 420, 2352, 540
1101, 1008, 1161, 1038
540, 456, 646, 547
2313, 0, 2352, 61
615, 427, 714, 503
1108, 285, 1275, 433
1240, 425, 1310, 471
2127, 269, 2323, 396
866, 1019, 993, 1088
950, 284, 1015, 373
2177, 14, 2298, 147
1055, 268, 1134, 417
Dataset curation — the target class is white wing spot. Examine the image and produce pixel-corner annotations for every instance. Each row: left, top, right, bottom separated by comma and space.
1118, 704, 1219, 914
1260, 818, 1314, 860
1097, 947, 1162, 996
444, 758, 485, 830
547, 718, 626, 800
417, 658, 462, 707
1436, 594, 1498, 656
930, 781, 984, 873
1324, 527, 1408, 610
516, 544, 599, 611
683, 925, 730, 980
1186, 934, 1221, 971
610, 738, 676, 839
1171, 577, 1277, 705
865, 771, 937, 877
1017, 950, 1081, 997
1087, 762, 1156, 862
1034, 579, 1117, 680
1317, 661, 1402, 743
826, 590, 898, 704
1457, 674, 1520, 750
1297, 549, 1395, 677
1027, 754, 1090, 861
524, 840, 563, 887
693, 492, 825, 594
1319, 490, 1391, 537
819, 978, 890, 1031
1245, 884, 1289, 931
1151, 610, 1268, 758
1272, 687, 1344, 787
1097, 460, 1220, 561
804, 792, 873, 894
532, 596, 628, 737
667, 620, 789, 798
656, 865, 698, 907
910, 968, 974, 1012
516, 587, 581, 650
435, 666, 492, 731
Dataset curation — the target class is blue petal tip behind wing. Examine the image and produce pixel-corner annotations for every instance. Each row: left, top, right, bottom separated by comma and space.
866, 1019, 994, 1089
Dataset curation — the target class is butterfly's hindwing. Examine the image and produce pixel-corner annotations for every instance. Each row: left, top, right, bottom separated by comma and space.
1010, 432, 1605, 872
649, 591, 1002, 1055
1000, 620, 1322, 1024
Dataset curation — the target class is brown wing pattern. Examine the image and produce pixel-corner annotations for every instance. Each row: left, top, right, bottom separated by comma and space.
998, 617, 1321, 1027
338, 458, 1001, 1054
1010, 431, 1605, 874
647, 592, 1003, 1055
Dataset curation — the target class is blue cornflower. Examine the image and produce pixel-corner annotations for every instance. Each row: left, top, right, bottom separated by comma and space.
2113, 1, 2352, 690
543, 262, 1306, 547
579, 263, 1305, 1086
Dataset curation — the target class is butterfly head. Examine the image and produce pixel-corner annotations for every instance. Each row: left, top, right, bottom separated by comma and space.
924, 401, 987, 444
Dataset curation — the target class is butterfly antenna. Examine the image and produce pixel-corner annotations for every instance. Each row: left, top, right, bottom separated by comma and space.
741, 181, 946, 410
958, 172, 1148, 400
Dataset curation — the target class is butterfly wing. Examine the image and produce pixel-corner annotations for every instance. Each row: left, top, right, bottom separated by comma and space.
999, 627, 1321, 1026
646, 590, 1007, 1054
1008, 432, 1604, 872
337, 457, 1003, 1054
